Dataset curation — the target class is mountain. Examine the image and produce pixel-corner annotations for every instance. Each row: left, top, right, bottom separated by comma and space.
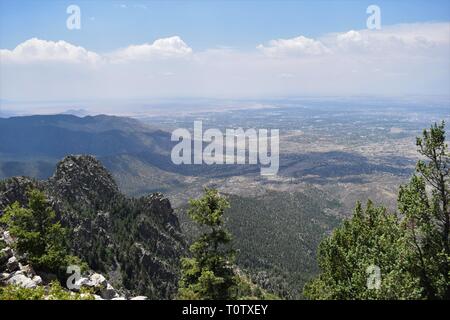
0, 114, 346, 299
0, 155, 185, 299
0, 114, 168, 158
0, 114, 177, 195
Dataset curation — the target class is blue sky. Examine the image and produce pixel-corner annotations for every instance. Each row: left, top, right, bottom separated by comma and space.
1, 0, 449, 51
0, 0, 449, 104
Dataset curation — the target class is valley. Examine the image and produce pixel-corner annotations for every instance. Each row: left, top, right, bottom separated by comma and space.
1, 97, 449, 298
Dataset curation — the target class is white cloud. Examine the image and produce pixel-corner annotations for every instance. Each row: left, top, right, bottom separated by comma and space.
0, 38, 101, 64
257, 35, 330, 57
256, 22, 450, 58
330, 22, 450, 53
0, 23, 449, 102
335, 30, 367, 49
109, 36, 193, 62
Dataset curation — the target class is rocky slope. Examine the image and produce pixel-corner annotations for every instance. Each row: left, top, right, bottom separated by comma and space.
0, 155, 185, 299
0, 230, 147, 300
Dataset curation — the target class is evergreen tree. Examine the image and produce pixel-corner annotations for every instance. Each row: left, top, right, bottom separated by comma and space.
304, 121, 449, 300
178, 188, 237, 300
0, 189, 83, 278
398, 121, 449, 299
303, 201, 420, 299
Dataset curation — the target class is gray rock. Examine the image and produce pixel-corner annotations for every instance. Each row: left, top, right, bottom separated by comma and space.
74, 277, 90, 288
0, 247, 13, 267
75, 273, 110, 294
89, 273, 107, 288
21, 264, 36, 277
100, 283, 119, 300
6, 256, 19, 272
6, 273, 37, 288
130, 296, 148, 300
3, 231, 14, 245
1, 247, 13, 259
0, 272, 11, 281
31, 275, 43, 286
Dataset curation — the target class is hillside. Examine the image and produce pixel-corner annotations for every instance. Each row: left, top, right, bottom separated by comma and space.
178, 190, 341, 299
0, 155, 185, 299
0, 113, 417, 299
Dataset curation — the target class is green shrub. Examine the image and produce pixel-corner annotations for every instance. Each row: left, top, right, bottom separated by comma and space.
0, 281, 94, 300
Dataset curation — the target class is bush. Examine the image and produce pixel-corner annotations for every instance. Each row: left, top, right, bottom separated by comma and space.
0, 281, 94, 300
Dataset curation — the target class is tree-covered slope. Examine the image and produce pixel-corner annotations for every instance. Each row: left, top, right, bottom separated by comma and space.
178, 189, 341, 299
0, 155, 185, 299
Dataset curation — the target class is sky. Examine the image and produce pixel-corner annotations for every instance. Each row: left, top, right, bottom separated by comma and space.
0, 0, 449, 105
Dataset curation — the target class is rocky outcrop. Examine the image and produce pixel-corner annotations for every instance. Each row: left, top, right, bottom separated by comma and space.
0, 155, 185, 299
47, 155, 120, 207
0, 228, 148, 300
1, 230, 43, 289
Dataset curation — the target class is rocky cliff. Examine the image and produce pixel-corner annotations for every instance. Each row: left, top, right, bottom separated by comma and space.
0, 155, 185, 299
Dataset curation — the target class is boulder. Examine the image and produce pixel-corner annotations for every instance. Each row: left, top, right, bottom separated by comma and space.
21, 264, 36, 277
89, 273, 107, 288
6, 256, 19, 272
130, 296, 148, 300
31, 275, 43, 286
74, 277, 90, 288
0, 247, 13, 267
0, 272, 11, 282
100, 283, 119, 300
6, 273, 38, 288
75, 273, 110, 293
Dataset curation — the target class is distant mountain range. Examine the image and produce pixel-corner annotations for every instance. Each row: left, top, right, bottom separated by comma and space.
0, 115, 175, 191
0, 114, 347, 298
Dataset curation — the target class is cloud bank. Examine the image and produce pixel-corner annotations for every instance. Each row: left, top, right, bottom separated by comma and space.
1, 22, 449, 101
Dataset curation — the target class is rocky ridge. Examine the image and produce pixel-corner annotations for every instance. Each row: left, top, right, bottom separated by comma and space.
0, 228, 148, 300
0, 155, 185, 299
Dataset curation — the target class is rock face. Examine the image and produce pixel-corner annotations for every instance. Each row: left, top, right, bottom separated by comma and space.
0, 232, 43, 290
0, 155, 185, 299
0, 230, 137, 300
48, 155, 119, 207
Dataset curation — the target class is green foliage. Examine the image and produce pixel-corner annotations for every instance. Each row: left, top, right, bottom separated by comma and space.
305, 121, 450, 300
0, 284, 46, 300
0, 189, 85, 278
303, 201, 421, 299
398, 121, 450, 299
178, 188, 238, 300
234, 272, 280, 300
49, 191, 184, 299
179, 189, 340, 299
0, 281, 94, 300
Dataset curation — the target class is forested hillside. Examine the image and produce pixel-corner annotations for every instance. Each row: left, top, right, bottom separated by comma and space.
178, 189, 341, 299
0, 155, 185, 299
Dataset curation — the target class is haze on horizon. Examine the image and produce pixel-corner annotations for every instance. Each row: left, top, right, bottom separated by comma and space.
0, 0, 449, 115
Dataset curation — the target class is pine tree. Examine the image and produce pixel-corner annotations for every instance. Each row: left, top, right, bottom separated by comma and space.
398, 121, 450, 299
177, 188, 237, 300
303, 201, 421, 299
304, 121, 450, 300
0, 189, 84, 278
